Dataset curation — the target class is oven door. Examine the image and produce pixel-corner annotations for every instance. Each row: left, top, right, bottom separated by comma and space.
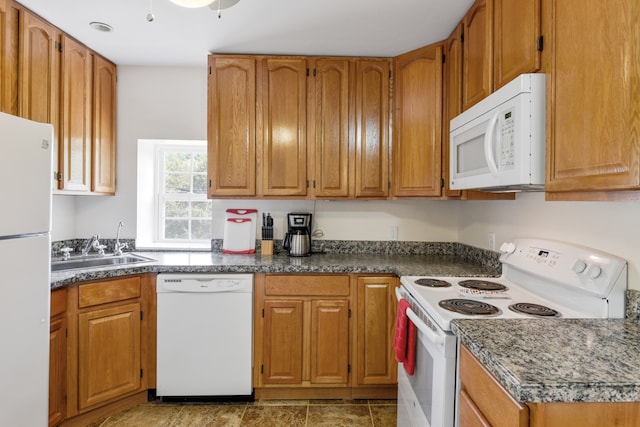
396, 288, 457, 427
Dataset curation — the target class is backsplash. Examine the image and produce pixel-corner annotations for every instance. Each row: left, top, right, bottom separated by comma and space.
51, 238, 136, 258
626, 290, 640, 321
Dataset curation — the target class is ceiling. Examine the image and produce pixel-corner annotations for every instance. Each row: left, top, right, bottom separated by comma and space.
17, 0, 474, 67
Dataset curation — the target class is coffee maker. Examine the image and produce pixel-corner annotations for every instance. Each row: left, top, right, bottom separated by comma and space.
283, 213, 312, 257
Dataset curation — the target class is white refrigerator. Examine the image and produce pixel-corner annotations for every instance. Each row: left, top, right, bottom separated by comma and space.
0, 112, 54, 426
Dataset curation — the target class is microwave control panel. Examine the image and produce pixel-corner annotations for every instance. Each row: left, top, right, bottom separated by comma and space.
499, 108, 515, 169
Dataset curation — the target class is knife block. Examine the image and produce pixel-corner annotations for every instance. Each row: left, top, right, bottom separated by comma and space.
261, 240, 273, 256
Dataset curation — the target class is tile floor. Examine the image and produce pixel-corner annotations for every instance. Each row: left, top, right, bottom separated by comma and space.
91, 399, 397, 427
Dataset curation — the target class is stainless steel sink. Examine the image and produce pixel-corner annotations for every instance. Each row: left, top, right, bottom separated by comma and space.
51, 254, 156, 272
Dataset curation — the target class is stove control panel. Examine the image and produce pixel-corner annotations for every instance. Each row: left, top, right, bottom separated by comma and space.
499, 238, 627, 298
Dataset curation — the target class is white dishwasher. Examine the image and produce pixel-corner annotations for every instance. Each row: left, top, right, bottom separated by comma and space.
156, 273, 253, 399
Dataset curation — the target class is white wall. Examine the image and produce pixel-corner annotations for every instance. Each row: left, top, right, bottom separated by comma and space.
457, 192, 640, 290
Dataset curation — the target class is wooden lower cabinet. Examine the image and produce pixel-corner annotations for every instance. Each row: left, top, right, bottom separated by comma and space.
50, 288, 67, 427
355, 276, 398, 386
254, 274, 397, 400
459, 343, 640, 427
56, 274, 155, 427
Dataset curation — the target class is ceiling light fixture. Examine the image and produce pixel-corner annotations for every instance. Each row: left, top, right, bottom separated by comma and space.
89, 21, 113, 32
169, 0, 215, 7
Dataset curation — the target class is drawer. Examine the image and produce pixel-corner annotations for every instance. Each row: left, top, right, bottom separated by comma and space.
459, 344, 528, 427
265, 275, 350, 296
50, 288, 67, 317
79, 276, 142, 308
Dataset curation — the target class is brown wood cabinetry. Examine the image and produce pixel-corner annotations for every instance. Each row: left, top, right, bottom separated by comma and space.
65, 275, 152, 423
460, 343, 640, 427
353, 59, 390, 199
308, 58, 351, 198
92, 55, 117, 195
462, 0, 492, 111
49, 288, 67, 427
19, 9, 60, 125
256, 274, 350, 395
392, 44, 443, 197
207, 55, 256, 197
60, 35, 92, 193
2, 4, 117, 195
207, 54, 390, 200
543, 0, 640, 200
493, 0, 541, 90
354, 276, 398, 386
259, 57, 308, 197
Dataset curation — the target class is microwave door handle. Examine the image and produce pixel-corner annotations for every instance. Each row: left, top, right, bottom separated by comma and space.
483, 111, 500, 175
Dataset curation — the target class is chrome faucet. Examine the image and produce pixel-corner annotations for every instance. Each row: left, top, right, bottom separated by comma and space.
81, 234, 100, 256
114, 221, 128, 256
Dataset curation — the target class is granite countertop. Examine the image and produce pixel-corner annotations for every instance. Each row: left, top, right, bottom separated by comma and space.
452, 318, 640, 403
50, 251, 500, 289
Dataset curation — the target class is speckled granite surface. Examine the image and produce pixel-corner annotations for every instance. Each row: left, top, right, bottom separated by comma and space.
50, 251, 501, 290
626, 289, 640, 321
451, 318, 640, 403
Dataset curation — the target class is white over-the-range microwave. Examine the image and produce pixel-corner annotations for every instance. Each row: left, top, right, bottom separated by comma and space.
450, 73, 545, 192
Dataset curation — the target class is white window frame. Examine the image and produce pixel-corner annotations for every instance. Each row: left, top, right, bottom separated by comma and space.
137, 139, 212, 250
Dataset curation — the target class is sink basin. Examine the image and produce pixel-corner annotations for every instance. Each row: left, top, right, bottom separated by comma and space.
51, 254, 156, 272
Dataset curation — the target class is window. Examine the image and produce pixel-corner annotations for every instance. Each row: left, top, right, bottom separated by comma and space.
137, 140, 212, 250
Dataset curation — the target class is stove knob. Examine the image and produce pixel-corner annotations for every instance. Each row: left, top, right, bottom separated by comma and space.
499, 242, 517, 254
571, 259, 587, 274
585, 264, 602, 279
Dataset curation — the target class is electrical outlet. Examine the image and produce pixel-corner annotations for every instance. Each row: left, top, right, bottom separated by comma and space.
389, 226, 398, 241
488, 232, 496, 251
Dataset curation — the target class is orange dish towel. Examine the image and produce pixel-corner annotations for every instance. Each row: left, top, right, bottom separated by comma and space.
393, 298, 417, 376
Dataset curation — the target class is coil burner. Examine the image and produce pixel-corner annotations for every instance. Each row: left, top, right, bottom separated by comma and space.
509, 302, 560, 317
438, 298, 500, 316
414, 278, 452, 288
458, 279, 507, 292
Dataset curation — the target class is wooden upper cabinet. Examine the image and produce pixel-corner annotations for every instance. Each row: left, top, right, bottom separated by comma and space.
493, 0, 541, 90
544, 0, 640, 198
259, 57, 308, 197
92, 55, 116, 195
354, 59, 390, 198
463, 0, 492, 111
19, 9, 60, 125
392, 44, 443, 197
309, 58, 351, 198
208, 55, 256, 197
59, 35, 92, 192
1, 0, 20, 115
443, 24, 464, 198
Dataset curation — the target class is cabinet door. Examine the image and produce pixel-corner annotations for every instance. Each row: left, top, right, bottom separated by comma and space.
208, 55, 256, 197
260, 57, 307, 196
356, 277, 397, 385
310, 299, 349, 384
544, 0, 640, 196
49, 315, 66, 427
443, 24, 463, 198
354, 59, 390, 198
493, 0, 541, 90
262, 299, 304, 385
0, 0, 19, 115
19, 9, 60, 124
78, 302, 141, 410
92, 55, 116, 194
393, 44, 443, 197
310, 58, 350, 198
60, 35, 92, 192
463, 0, 492, 111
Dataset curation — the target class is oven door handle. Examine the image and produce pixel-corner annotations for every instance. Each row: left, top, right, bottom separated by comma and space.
405, 307, 444, 346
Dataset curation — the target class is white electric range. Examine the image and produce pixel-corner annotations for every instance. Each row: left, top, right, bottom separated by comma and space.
396, 238, 628, 427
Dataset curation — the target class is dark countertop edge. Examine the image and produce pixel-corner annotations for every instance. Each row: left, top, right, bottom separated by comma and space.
451, 320, 640, 403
